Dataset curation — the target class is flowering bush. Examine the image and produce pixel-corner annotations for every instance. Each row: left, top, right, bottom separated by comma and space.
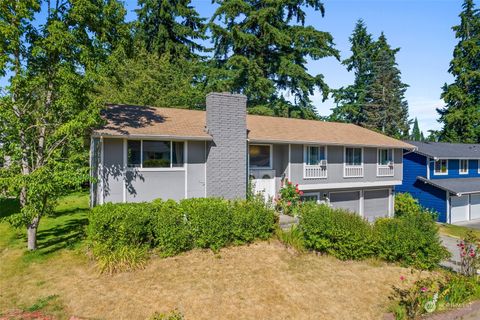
276, 179, 303, 216
458, 231, 480, 276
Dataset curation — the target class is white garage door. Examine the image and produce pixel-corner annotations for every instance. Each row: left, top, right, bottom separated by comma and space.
451, 195, 469, 223
364, 189, 390, 222
470, 194, 480, 220
330, 191, 360, 214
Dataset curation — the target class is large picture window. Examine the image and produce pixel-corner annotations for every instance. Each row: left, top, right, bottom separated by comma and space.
127, 140, 184, 168
378, 149, 393, 166
345, 147, 362, 166
249, 144, 271, 169
434, 159, 448, 175
305, 146, 326, 165
459, 159, 468, 174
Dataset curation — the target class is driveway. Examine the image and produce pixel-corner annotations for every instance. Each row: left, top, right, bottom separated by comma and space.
454, 219, 480, 230
440, 234, 461, 272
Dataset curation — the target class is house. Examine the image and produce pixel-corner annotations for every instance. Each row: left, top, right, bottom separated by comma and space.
90, 92, 413, 221
397, 141, 480, 223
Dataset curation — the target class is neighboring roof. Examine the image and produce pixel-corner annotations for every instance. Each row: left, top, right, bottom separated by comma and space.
95, 104, 414, 149
406, 141, 480, 159
417, 176, 480, 196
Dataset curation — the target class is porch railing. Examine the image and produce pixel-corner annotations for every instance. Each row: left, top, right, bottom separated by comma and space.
303, 165, 327, 179
377, 165, 394, 177
344, 165, 363, 178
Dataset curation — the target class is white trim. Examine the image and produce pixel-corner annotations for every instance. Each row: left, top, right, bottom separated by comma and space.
92, 133, 212, 141
433, 159, 448, 176
389, 188, 393, 218
248, 143, 273, 170
248, 138, 412, 150
89, 137, 94, 208
376, 148, 394, 177
343, 146, 364, 178
288, 144, 291, 179
459, 159, 469, 175
478, 160, 480, 174
426, 157, 431, 179
204, 140, 207, 197
303, 144, 328, 179
359, 189, 364, 217
126, 139, 186, 170
99, 136, 104, 205
446, 191, 451, 224
123, 139, 127, 203
299, 180, 402, 191
184, 141, 188, 199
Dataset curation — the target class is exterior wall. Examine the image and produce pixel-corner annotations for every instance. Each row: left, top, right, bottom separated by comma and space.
430, 159, 480, 179
289, 145, 402, 186
206, 93, 247, 199
126, 170, 185, 202
397, 152, 448, 222
187, 141, 207, 198
103, 138, 124, 203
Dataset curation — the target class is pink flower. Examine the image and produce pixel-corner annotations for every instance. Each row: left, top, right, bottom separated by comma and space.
470, 252, 476, 258
287, 201, 292, 206
299, 191, 304, 196
400, 276, 405, 281
288, 181, 292, 185
421, 287, 428, 292
295, 183, 299, 187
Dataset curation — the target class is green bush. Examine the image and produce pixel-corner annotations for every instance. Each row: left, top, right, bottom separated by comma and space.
374, 212, 450, 270
395, 193, 422, 217
299, 203, 376, 260
231, 199, 276, 244
152, 199, 191, 257
180, 198, 233, 251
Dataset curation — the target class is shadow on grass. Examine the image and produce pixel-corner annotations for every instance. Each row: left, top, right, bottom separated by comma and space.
0, 197, 20, 219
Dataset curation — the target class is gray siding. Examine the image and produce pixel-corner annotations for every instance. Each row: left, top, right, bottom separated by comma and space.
126, 170, 185, 202
289, 145, 403, 186
187, 141, 206, 198
103, 138, 124, 203
206, 93, 247, 199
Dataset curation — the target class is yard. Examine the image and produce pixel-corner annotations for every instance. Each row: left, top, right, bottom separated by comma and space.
1, 193, 426, 319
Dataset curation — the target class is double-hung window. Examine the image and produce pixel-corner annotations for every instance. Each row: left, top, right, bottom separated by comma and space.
345, 147, 362, 166
305, 146, 326, 165
249, 144, 272, 169
378, 149, 393, 166
459, 159, 469, 174
127, 140, 184, 169
434, 159, 448, 175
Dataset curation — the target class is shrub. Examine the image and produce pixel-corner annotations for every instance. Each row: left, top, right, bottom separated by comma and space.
395, 193, 423, 217
275, 225, 306, 253
231, 199, 276, 244
87, 202, 155, 250
276, 179, 303, 216
93, 243, 149, 274
180, 198, 232, 251
457, 231, 480, 276
299, 203, 376, 260
152, 199, 191, 257
374, 212, 450, 270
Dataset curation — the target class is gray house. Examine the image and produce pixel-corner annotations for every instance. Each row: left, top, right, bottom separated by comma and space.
90, 93, 414, 221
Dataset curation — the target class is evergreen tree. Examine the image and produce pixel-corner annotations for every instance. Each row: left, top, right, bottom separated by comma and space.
209, 0, 339, 118
410, 117, 423, 141
361, 33, 410, 138
438, 0, 480, 143
331, 19, 375, 124
135, 0, 206, 58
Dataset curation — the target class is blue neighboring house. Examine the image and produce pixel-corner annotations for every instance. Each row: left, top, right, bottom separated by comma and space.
398, 141, 480, 223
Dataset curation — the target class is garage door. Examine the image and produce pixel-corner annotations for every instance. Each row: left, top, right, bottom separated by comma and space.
364, 189, 390, 222
470, 194, 480, 220
330, 191, 360, 214
451, 195, 469, 223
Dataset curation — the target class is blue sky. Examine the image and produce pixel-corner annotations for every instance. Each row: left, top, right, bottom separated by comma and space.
122, 0, 464, 133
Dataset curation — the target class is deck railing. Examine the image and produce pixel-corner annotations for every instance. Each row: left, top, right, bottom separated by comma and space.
344, 165, 363, 177
377, 165, 394, 177
303, 165, 327, 179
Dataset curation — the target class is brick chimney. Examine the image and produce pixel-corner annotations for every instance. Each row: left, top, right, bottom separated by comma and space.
205, 92, 247, 199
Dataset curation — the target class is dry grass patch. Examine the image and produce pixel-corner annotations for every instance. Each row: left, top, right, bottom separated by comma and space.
1, 239, 425, 320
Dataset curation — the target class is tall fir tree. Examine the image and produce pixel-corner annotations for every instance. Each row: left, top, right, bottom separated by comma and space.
438, 0, 480, 143
410, 117, 423, 141
331, 19, 375, 124
362, 33, 410, 138
135, 0, 206, 59
209, 0, 339, 118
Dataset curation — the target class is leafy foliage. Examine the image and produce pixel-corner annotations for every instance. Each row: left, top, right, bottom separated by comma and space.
438, 0, 480, 143
276, 179, 303, 216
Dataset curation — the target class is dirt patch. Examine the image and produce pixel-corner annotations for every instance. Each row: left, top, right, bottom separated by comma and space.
1, 240, 418, 320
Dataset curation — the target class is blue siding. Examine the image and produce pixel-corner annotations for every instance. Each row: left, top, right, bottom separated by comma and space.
430, 159, 480, 179
398, 152, 448, 222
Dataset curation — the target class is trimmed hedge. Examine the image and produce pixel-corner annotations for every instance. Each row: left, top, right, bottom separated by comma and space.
299, 203, 450, 269
87, 197, 276, 263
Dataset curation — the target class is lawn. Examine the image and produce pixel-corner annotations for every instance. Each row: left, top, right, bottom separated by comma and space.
0, 193, 423, 320
438, 223, 480, 239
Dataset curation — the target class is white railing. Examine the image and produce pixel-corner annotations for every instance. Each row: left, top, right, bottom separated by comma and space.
303, 165, 327, 179
377, 165, 394, 177
344, 165, 363, 177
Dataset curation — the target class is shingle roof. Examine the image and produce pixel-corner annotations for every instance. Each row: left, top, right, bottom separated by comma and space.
406, 141, 480, 159
94, 104, 414, 149
417, 176, 480, 195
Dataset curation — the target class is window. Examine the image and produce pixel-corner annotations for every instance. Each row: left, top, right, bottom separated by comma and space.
345, 147, 362, 166
305, 146, 326, 165
460, 159, 469, 174
434, 159, 448, 175
127, 140, 184, 169
300, 194, 319, 203
378, 149, 393, 166
249, 144, 271, 169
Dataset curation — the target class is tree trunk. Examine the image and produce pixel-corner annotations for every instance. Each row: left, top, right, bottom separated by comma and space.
27, 216, 40, 251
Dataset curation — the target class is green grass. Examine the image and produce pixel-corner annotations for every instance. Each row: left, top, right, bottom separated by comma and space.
0, 191, 90, 263
438, 223, 480, 239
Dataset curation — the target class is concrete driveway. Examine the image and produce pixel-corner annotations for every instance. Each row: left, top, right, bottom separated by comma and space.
454, 219, 480, 230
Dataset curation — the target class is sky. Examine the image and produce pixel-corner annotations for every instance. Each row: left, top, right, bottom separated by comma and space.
121, 0, 463, 134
